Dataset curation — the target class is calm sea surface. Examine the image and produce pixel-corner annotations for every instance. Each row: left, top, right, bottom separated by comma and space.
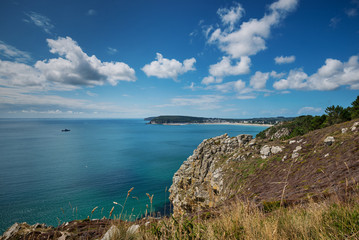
0, 118, 268, 233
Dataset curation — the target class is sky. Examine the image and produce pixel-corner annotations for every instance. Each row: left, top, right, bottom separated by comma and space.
0, 0, 359, 118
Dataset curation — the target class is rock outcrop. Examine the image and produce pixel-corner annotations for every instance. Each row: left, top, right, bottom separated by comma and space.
169, 134, 253, 215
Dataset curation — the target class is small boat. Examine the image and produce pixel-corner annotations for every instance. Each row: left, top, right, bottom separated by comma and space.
61, 129, 71, 132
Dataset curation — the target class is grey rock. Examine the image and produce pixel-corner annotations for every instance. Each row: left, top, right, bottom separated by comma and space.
271, 146, 283, 154
289, 140, 296, 144
342, 128, 348, 134
1, 223, 21, 240
127, 224, 140, 235
101, 225, 120, 240
351, 122, 359, 131
293, 146, 302, 153
237, 134, 253, 146
271, 128, 290, 139
324, 136, 335, 146
260, 145, 271, 159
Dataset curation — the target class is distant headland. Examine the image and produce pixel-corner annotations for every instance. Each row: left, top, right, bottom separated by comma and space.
145, 115, 294, 126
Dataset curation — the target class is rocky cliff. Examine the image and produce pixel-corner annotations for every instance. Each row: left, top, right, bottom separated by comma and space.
169, 120, 359, 216
169, 134, 254, 215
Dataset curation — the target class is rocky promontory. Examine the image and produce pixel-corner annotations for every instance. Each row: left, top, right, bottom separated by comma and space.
169, 134, 254, 215
169, 120, 359, 216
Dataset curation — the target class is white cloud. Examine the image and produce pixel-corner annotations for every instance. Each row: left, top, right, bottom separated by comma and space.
87, 9, 97, 16
0, 36, 136, 90
156, 95, 224, 110
86, 91, 98, 97
208, 56, 251, 78
208, 0, 298, 58
0, 86, 152, 117
107, 47, 118, 54
273, 69, 308, 90
297, 106, 322, 115
329, 17, 341, 28
25, 12, 54, 34
217, 3, 245, 31
0, 60, 45, 88
210, 80, 246, 93
202, 76, 222, 85
270, 70, 285, 78
250, 71, 269, 89
36, 36, 136, 86
236, 95, 256, 100
273, 55, 359, 91
274, 55, 295, 64
0, 41, 31, 62
142, 53, 196, 80
184, 82, 196, 91
346, 8, 358, 17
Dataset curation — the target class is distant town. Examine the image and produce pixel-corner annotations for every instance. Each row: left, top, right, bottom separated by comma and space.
145, 115, 294, 125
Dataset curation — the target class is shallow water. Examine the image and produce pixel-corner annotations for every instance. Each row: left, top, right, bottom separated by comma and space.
0, 118, 268, 233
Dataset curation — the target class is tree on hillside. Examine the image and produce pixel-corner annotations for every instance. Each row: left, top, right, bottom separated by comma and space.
350, 96, 359, 119
325, 105, 351, 125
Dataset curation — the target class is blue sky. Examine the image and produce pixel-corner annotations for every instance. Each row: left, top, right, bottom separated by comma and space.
0, 0, 358, 118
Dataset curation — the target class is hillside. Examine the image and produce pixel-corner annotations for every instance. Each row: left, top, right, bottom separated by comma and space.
169, 120, 359, 215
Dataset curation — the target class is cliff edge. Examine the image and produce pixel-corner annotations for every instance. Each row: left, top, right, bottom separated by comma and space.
169, 120, 359, 216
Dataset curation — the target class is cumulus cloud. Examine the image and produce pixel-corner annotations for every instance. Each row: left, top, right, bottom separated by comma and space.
273, 69, 308, 90
24, 12, 54, 34
217, 3, 245, 31
209, 80, 246, 93
297, 106, 322, 115
209, 56, 250, 77
35, 37, 136, 86
202, 76, 221, 85
273, 55, 359, 90
0, 41, 31, 62
270, 70, 285, 78
274, 55, 295, 64
0, 36, 136, 90
142, 53, 196, 80
250, 71, 269, 89
208, 0, 299, 58
0, 60, 45, 88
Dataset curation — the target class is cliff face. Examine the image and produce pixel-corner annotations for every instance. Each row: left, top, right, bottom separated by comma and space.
169, 120, 359, 216
169, 133, 255, 215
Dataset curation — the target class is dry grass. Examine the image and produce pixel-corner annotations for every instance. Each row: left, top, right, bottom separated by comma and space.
109, 197, 359, 240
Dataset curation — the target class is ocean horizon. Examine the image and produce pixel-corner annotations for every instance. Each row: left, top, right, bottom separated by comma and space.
0, 118, 268, 233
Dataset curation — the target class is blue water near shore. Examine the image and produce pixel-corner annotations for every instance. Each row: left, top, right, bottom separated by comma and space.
0, 118, 268, 233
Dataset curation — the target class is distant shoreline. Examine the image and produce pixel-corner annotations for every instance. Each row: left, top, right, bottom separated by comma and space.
149, 122, 274, 127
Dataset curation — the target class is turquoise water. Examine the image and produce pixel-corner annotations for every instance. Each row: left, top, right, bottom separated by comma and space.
0, 118, 268, 233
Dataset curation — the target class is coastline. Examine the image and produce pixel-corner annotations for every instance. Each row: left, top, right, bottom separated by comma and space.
150, 122, 274, 127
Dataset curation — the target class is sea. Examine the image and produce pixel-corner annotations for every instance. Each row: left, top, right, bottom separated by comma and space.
0, 118, 268, 233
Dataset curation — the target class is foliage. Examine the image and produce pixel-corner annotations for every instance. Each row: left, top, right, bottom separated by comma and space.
256, 95, 358, 139
325, 105, 351, 126
350, 96, 359, 119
